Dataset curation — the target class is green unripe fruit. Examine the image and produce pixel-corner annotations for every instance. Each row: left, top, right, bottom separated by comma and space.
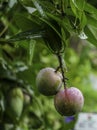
36, 67, 62, 96
24, 93, 31, 106
54, 87, 84, 116
6, 87, 24, 120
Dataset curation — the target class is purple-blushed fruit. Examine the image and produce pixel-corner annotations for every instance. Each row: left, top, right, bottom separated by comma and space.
54, 87, 84, 116
36, 67, 62, 96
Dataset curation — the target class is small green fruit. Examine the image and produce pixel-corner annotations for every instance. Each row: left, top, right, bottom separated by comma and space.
54, 87, 84, 116
36, 67, 62, 96
24, 93, 31, 106
6, 87, 24, 120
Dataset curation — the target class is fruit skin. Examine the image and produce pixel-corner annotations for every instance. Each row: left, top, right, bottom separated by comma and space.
23, 93, 31, 106
36, 67, 62, 96
6, 87, 24, 120
54, 87, 84, 116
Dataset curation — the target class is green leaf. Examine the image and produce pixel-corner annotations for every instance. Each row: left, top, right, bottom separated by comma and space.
43, 27, 63, 54
46, 12, 73, 42
71, 0, 86, 11
36, 0, 56, 12
19, 0, 34, 7
80, 12, 87, 29
70, 0, 78, 17
0, 39, 9, 43
86, 15, 97, 28
46, 13, 72, 33
85, 26, 97, 46
70, 0, 86, 21
39, 17, 65, 53
0, 63, 16, 80
85, 3, 97, 18
39, 17, 62, 39
28, 40, 36, 66
88, 26, 97, 39
32, 0, 46, 18
7, 29, 44, 42
14, 13, 39, 31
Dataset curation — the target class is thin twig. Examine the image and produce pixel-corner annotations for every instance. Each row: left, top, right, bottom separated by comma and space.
0, 25, 8, 37
57, 54, 66, 89
55, 66, 60, 72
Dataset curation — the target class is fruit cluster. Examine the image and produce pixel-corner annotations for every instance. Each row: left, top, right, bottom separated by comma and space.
36, 67, 84, 116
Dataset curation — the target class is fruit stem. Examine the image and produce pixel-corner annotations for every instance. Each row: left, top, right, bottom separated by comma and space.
57, 54, 66, 89
55, 66, 60, 72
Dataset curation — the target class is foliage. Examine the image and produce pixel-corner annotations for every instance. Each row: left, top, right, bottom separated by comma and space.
0, 0, 97, 130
